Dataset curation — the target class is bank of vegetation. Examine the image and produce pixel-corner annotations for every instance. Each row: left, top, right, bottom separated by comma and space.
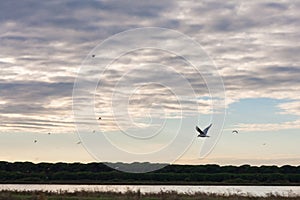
0, 162, 299, 185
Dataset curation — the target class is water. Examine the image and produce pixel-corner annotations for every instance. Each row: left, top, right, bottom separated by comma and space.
0, 184, 299, 197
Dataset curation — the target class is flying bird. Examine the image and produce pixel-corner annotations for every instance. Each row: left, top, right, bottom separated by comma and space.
196, 124, 212, 137
76, 141, 81, 145
92, 54, 95, 57
98, 117, 101, 120
232, 130, 238, 134
48, 132, 51, 135
34, 140, 37, 143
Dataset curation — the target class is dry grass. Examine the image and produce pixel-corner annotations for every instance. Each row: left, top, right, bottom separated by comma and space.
0, 190, 299, 200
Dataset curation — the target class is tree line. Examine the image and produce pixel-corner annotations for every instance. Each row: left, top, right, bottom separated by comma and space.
0, 162, 299, 185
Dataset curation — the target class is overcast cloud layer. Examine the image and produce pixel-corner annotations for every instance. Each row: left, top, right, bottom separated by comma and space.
1, 0, 300, 135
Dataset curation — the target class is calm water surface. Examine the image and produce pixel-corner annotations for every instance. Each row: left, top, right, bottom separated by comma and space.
0, 184, 299, 197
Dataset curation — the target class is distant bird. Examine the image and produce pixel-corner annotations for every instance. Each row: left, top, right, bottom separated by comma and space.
262, 143, 266, 146
196, 124, 212, 137
98, 117, 101, 120
34, 140, 37, 143
76, 141, 81, 145
48, 132, 51, 135
92, 54, 95, 57
232, 130, 238, 134
92, 130, 96, 133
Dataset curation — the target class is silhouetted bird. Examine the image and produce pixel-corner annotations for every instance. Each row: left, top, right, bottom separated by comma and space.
92, 55, 95, 57
98, 117, 101, 120
196, 124, 212, 137
34, 140, 37, 143
232, 130, 238, 134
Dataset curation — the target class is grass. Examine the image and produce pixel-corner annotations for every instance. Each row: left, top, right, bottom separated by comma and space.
0, 190, 299, 200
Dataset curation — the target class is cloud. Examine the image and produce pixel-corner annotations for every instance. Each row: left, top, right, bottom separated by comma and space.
88, 49, 215, 131
0, 81, 74, 132
0, 0, 299, 134
234, 119, 300, 132
277, 101, 300, 116
0, 81, 73, 102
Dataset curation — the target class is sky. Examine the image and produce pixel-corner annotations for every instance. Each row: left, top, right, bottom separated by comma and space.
0, 0, 300, 168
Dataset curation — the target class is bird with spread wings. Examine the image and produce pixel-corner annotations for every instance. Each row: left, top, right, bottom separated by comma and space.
196, 124, 212, 137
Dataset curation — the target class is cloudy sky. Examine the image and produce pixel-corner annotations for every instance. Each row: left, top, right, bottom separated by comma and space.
0, 0, 299, 166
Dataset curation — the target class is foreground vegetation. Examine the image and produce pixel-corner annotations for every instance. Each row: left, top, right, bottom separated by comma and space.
0, 190, 299, 200
0, 162, 299, 185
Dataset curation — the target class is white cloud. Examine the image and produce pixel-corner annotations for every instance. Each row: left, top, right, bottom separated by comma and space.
235, 119, 300, 132
277, 101, 300, 116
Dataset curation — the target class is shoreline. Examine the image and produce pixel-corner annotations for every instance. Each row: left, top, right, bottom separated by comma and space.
0, 181, 299, 186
